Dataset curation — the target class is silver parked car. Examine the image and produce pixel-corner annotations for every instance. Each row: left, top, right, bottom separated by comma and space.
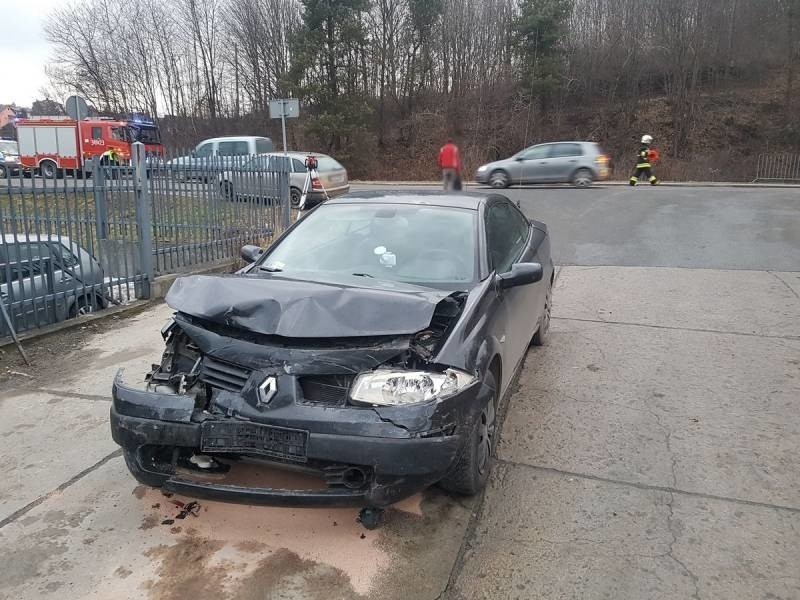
219, 152, 350, 209
1, 235, 107, 335
475, 141, 610, 188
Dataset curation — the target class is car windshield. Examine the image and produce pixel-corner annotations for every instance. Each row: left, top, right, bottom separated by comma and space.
0, 141, 18, 154
261, 203, 477, 288
131, 126, 161, 144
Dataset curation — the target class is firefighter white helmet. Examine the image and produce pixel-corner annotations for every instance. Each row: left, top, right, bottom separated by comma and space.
641, 134, 653, 144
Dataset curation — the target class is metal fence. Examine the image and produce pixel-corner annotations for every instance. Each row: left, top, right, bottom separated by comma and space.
753, 153, 800, 183
1, 142, 289, 340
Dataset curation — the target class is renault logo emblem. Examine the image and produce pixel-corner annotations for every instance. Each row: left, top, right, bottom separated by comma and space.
257, 376, 277, 406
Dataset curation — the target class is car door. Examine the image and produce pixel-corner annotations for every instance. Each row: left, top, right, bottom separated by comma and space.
485, 199, 541, 387
191, 141, 214, 178
518, 144, 553, 183
545, 143, 584, 181
217, 140, 250, 172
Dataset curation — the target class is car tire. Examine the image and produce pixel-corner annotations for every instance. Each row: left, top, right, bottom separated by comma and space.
220, 180, 235, 201
290, 187, 302, 208
0, 165, 7, 178
68, 295, 99, 319
489, 170, 510, 189
532, 281, 552, 346
571, 168, 593, 188
440, 371, 497, 496
123, 448, 169, 488
40, 160, 58, 180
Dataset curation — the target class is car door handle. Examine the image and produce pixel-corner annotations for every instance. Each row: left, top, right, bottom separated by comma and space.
569, 159, 577, 163
539, 161, 547, 165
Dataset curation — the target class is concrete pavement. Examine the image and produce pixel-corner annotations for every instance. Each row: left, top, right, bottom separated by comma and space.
449, 266, 800, 599
0, 184, 798, 599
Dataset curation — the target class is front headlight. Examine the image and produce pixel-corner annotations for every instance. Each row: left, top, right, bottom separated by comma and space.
476, 165, 488, 172
350, 368, 476, 406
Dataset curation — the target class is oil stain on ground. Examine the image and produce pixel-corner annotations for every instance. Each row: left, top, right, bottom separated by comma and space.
144, 535, 364, 600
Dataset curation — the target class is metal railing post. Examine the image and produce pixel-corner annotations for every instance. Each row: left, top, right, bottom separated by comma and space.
280, 163, 291, 232
133, 142, 153, 299
93, 156, 108, 239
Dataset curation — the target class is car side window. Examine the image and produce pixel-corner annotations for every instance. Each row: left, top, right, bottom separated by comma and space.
218, 141, 250, 156
550, 143, 583, 158
521, 145, 551, 161
255, 138, 272, 154
54, 242, 80, 268
91, 127, 103, 140
486, 201, 531, 274
195, 143, 213, 158
292, 159, 306, 173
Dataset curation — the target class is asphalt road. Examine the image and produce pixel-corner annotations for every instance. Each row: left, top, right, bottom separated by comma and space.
0, 183, 798, 599
350, 183, 800, 271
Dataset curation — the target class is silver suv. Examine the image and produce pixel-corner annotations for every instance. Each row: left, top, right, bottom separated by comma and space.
475, 141, 610, 188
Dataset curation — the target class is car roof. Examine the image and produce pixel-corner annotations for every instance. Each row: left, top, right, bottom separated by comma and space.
265, 151, 331, 159
326, 190, 511, 210
199, 136, 271, 144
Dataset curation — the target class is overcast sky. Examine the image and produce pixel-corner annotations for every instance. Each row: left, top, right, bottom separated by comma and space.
0, 0, 63, 108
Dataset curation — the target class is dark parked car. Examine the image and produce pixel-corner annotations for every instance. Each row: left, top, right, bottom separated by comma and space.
110, 192, 553, 527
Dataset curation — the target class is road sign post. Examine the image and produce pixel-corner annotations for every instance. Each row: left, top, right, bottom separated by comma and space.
268, 98, 300, 154
268, 99, 300, 230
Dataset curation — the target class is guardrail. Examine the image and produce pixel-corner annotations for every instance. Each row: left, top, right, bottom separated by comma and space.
753, 153, 800, 183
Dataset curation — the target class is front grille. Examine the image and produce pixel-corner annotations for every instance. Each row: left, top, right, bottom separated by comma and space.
299, 375, 353, 406
200, 356, 252, 392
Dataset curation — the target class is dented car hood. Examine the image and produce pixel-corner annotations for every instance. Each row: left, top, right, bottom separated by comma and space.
165, 273, 455, 338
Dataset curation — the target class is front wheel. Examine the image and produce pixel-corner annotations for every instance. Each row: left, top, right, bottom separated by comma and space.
0, 165, 7, 179
440, 371, 497, 495
489, 170, 510, 189
571, 168, 593, 188
532, 282, 552, 346
40, 160, 58, 180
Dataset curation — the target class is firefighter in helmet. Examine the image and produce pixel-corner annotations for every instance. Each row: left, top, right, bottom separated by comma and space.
100, 147, 120, 166
629, 135, 658, 186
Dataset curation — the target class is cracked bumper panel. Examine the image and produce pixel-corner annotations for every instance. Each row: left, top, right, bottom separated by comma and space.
111, 373, 487, 507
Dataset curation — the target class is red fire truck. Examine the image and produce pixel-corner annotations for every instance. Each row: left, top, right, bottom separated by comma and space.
16, 117, 163, 178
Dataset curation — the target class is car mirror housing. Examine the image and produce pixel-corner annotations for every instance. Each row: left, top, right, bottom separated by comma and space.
496, 262, 543, 289
240, 244, 263, 264
515, 156, 524, 162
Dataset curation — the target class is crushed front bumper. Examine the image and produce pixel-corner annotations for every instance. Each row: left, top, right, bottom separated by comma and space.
111, 370, 485, 507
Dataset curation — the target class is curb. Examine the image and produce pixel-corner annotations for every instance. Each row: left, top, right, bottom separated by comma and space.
351, 181, 800, 189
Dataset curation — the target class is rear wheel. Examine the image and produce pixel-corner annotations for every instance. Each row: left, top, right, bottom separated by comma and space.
440, 371, 497, 495
571, 168, 593, 188
220, 180, 235, 201
489, 170, 510, 189
40, 160, 58, 180
290, 187, 302, 208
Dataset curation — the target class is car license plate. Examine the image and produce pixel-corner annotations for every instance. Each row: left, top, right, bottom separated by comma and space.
201, 421, 308, 462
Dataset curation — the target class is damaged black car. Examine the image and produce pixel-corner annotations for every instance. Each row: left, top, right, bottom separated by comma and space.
111, 191, 553, 527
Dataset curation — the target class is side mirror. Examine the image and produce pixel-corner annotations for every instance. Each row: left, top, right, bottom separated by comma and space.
240, 244, 263, 264
515, 156, 525, 162
190, 150, 196, 157
496, 262, 543, 289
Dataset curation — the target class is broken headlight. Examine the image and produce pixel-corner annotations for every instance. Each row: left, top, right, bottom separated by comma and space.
350, 368, 476, 406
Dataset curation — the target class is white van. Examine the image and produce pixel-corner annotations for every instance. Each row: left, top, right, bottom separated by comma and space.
167, 136, 274, 181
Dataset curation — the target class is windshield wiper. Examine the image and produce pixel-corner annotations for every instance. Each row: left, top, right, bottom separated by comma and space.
259, 265, 283, 272
351, 272, 374, 278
